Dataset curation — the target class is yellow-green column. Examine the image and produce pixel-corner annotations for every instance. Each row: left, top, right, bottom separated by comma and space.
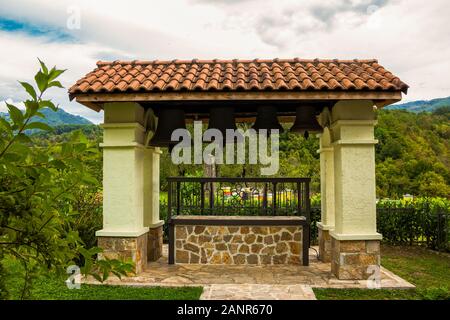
317, 127, 334, 262
143, 146, 164, 261
329, 100, 382, 280
96, 102, 149, 273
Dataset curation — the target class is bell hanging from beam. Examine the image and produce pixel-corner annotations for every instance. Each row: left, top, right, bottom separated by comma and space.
252, 105, 283, 134
149, 107, 187, 151
290, 106, 322, 139
207, 106, 241, 144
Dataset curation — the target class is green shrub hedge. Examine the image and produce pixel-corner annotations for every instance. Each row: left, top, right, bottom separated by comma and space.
161, 197, 450, 251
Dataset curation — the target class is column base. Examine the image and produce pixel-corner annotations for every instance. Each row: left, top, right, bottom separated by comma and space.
317, 225, 333, 263
97, 233, 148, 274
331, 237, 380, 280
147, 225, 163, 262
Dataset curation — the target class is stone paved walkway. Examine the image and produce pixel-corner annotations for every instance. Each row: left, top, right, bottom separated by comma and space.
85, 245, 414, 300
200, 284, 316, 300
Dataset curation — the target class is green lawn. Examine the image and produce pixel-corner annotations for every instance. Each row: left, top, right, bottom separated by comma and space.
314, 245, 450, 300
2, 259, 202, 300
4, 245, 449, 300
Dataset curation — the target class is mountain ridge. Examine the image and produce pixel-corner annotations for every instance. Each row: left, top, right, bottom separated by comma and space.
387, 96, 450, 113
0, 107, 92, 126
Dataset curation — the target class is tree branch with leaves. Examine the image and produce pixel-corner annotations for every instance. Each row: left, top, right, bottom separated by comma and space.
0, 60, 133, 300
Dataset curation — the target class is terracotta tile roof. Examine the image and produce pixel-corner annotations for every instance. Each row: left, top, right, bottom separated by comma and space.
69, 58, 408, 97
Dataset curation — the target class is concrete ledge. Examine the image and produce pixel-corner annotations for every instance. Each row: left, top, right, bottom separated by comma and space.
330, 231, 383, 241
99, 142, 145, 148
96, 227, 149, 237
170, 215, 307, 226
330, 120, 378, 128
100, 122, 145, 131
317, 147, 333, 154
148, 220, 165, 228
316, 222, 334, 231
332, 139, 379, 146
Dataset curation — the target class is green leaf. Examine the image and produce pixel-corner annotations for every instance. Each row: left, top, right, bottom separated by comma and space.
49, 159, 66, 170
48, 81, 64, 89
39, 100, 58, 111
88, 247, 103, 256
48, 67, 66, 82
92, 273, 103, 283
16, 133, 32, 144
25, 122, 54, 131
19, 82, 37, 100
24, 100, 39, 116
81, 173, 98, 185
38, 58, 48, 75
61, 143, 73, 156
34, 111, 46, 118
3, 152, 22, 162
0, 117, 11, 132
6, 103, 24, 126
34, 70, 48, 93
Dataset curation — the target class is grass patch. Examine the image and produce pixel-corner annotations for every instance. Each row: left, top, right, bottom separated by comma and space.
2, 258, 202, 300
314, 245, 450, 300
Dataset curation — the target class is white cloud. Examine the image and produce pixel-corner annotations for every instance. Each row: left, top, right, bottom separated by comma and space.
0, 0, 449, 123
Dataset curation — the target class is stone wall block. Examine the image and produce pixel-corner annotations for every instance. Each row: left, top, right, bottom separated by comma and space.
174, 224, 303, 265
98, 233, 148, 273
331, 237, 381, 280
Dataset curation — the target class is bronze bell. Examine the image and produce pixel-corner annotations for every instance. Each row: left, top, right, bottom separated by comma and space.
252, 105, 283, 134
290, 106, 322, 139
207, 106, 239, 144
149, 107, 187, 149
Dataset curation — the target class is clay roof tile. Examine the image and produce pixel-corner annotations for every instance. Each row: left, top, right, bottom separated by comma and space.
69, 58, 408, 95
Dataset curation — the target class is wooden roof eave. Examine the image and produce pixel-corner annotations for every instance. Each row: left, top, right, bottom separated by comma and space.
71, 90, 404, 112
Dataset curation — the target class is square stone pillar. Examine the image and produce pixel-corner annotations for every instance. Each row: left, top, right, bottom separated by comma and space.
316, 127, 335, 263
143, 146, 164, 262
329, 100, 382, 280
96, 102, 149, 273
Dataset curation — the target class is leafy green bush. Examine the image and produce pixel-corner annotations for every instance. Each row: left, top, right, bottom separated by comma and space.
0, 60, 131, 299
377, 198, 450, 251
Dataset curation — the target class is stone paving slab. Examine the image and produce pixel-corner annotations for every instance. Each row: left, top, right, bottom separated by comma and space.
84, 245, 415, 298
200, 284, 316, 300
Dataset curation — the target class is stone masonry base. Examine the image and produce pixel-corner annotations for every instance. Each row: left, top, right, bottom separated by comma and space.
175, 225, 303, 265
98, 233, 148, 273
318, 228, 332, 263
148, 225, 163, 262
331, 238, 380, 280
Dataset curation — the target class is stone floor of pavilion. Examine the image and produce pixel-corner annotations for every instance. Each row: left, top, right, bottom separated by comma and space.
85, 245, 415, 300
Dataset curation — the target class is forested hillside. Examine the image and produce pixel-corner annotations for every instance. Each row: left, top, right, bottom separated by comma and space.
375, 107, 449, 197
31, 107, 450, 199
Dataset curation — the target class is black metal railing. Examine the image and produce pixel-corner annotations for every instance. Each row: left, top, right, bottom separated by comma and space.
166, 177, 311, 221
166, 176, 311, 265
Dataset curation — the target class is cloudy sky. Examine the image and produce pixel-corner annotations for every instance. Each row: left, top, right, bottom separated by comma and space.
0, 0, 449, 123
